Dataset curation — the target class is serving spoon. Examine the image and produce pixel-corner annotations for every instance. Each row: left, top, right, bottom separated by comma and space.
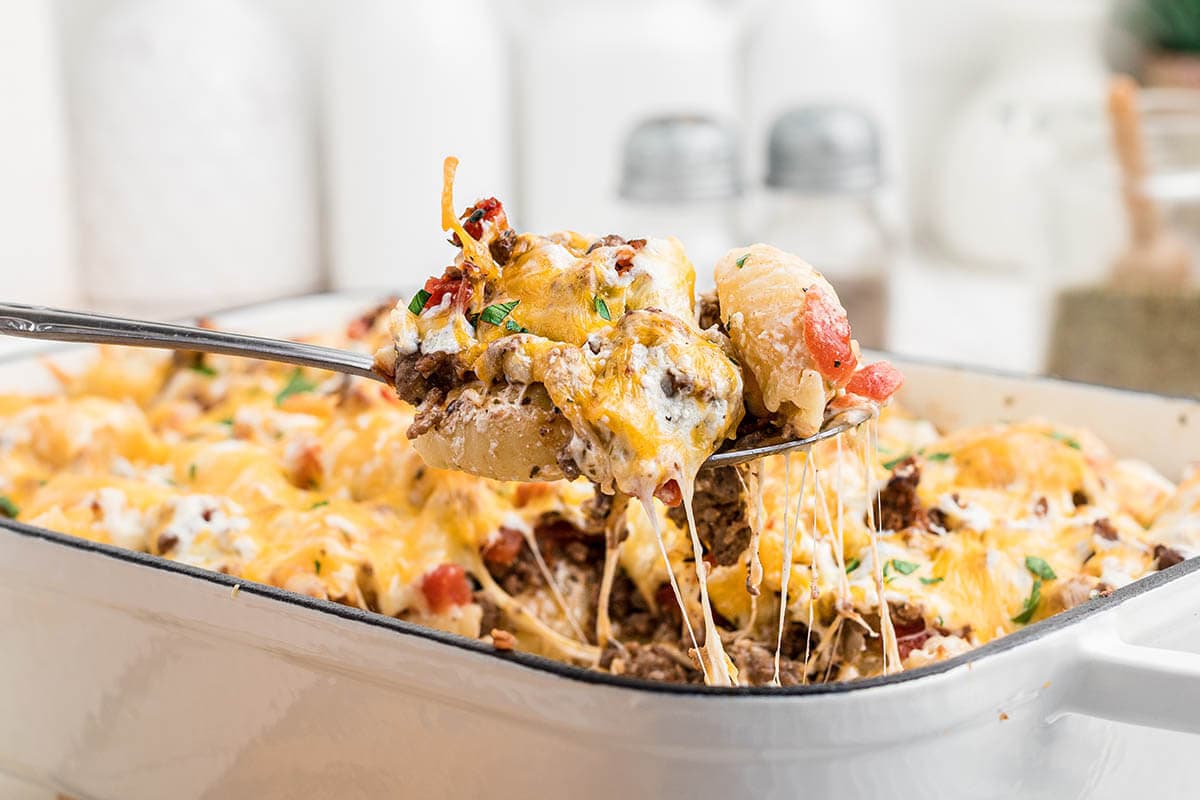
0, 302, 870, 468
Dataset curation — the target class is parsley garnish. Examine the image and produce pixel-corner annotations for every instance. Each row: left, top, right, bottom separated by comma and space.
882, 454, 909, 470
925, 452, 951, 462
1025, 555, 1057, 581
0, 495, 18, 518
310, 500, 329, 510
505, 319, 529, 334
480, 300, 520, 326
594, 295, 612, 321
218, 417, 234, 427
845, 557, 861, 573
1048, 431, 1081, 450
314, 559, 322, 575
275, 368, 318, 406
736, 254, 749, 269
188, 463, 197, 481
407, 290, 432, 315
189, 362, 217, 377
1012, 579, 1042, 624
890, 559, 920, 575
920, 576, 944, 585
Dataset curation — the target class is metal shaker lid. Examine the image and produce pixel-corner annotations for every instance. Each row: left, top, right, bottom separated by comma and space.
619, 115, 740, 202
766, 106, 882, 192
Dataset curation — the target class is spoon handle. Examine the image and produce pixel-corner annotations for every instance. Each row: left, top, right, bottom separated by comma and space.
0, 302, 384, 382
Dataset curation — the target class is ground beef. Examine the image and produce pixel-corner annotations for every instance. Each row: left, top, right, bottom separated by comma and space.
1093, 518, 1119, 541
587, 234, 627, 253
555, 443, 581, 481
405, 388, 447, 439
697, 291, 724, 332
489, 228, 518, 266
581, 487, 616, 536
665, 466, 751, 566
485, 518, 606, 629
607, 572, 660, 641
391, 350, 471, 408
476, 591, 502, 634
877, 457, 927, 532
659, 367, 695, 398
1154, 544, 1186, 570
599, 641, 701, 684
728, 638, 805, 686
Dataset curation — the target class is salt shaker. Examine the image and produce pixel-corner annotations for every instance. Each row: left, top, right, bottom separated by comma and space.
750, 107, 890, 348
513, 0, 744, 235
618, 116, 741, 294
72, 0, 319, 317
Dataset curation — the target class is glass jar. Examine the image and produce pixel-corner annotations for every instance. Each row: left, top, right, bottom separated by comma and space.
749, 106, 891, 349
618, 115, 741, 294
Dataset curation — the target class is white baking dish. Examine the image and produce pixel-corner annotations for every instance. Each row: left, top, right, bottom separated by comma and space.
0, 293, 1198, 800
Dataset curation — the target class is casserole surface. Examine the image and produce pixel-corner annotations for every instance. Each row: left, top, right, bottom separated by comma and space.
0, 294, 1196, 690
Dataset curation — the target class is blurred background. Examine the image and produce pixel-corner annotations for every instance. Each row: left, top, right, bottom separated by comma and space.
4, 0, 1200, 393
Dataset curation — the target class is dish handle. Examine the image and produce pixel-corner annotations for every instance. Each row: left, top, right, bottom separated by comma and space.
1061, 620, 1200, 735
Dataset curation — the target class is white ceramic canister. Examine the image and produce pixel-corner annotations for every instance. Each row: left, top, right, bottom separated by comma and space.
71, 0, 319, 317
0, 0, 78, 305
324, 0, 512, 292
511, 0, 745, 237
931, 0, 1110, 275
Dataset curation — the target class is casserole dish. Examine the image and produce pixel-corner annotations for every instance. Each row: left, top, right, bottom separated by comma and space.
0, 293, 1198, 799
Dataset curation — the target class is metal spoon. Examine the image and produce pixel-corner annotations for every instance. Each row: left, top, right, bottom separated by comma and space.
0, 302, 868, 468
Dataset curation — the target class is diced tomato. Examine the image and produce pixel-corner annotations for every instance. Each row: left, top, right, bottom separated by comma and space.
422, 274, 473, 312
655, 582, 682, 623
802, 285, 857, 387
845, 361, 904, 402
654, 479, 682, 507
421, 563, 472, 613
482, 526, 525, 567
451, 197, 507, 244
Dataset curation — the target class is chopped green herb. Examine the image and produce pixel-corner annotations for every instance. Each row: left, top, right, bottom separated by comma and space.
925, 452, 952, 462
505, 318, 530, 334
407, 289, 432, 315
189, 362, 217, 377
314, 559, 322, 575
1048, 431, 1081, 450
882, 454, 910, 470
1012, 579, 1042, 624
735, 254, 749, 269
310, 500, 329, 510
218, 417, 234, 426
845, 557, 861, 573
1025, 555, 1057, 581
594, 295, 612, 321
890, 559, 920, 575
0, 495, 18, 518
920, 576, 944, 585
188, 463, 197, 481
479, 300, 520, 326
275, 368, 318, 406
882, 560, 890, 578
